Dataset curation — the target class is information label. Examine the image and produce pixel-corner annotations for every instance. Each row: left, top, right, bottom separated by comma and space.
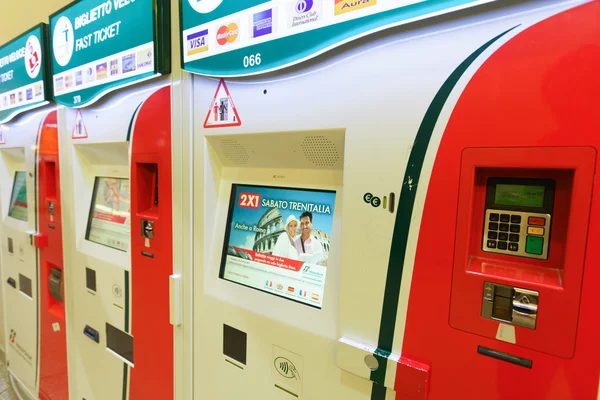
181, 0, 495, 77
50, 0, 170, 107
0, 25, 50, 123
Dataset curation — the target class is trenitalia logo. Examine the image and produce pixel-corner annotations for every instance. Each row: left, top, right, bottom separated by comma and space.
334, 0, 376, 15
187, 29, 209, 56
216, 23, 240, 46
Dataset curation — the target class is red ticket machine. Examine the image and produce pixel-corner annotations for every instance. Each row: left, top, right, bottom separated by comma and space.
37, 111, 69, 399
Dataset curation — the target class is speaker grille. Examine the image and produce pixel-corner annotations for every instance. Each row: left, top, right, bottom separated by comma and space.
220, 139, 249, 165
301, 135, 340, 167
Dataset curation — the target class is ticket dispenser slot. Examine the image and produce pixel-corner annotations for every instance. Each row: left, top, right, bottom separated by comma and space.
481, 282, 539, 329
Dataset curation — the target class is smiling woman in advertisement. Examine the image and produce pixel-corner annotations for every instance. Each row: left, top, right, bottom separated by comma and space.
272, 215, 299, 260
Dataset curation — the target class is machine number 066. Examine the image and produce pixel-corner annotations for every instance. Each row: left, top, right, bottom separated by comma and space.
243, 53, 262, 68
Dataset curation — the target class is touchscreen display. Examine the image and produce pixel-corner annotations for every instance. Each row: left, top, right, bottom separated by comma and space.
220, 184, 336, 309
86, 177, 130, 251
495, 184, 545, 208
8, 171, 28, 222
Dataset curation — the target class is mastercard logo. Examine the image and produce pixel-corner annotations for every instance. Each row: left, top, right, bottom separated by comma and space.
216, 23, 240, 45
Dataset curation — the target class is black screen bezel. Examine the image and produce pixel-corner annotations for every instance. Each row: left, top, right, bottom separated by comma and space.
218, 183, 336, 310
485, 177, 555, 214
85, 176, 130, 252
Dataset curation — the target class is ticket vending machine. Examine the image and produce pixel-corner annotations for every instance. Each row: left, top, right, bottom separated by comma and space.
0, 108, 69, 400
183, 0, 599, 399
58, 82, 174, 400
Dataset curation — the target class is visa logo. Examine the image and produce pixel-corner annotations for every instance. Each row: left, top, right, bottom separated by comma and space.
187, 29, 209, 56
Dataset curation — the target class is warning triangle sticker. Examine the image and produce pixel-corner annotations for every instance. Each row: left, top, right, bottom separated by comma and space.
204, 79, 242, 128
0, 125, 5, 144
72, 109, 88, 139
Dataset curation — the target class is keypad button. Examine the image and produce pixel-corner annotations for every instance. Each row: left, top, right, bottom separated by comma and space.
489, 213, 500, 222
527, 226, 545, 236
489, 222, 499, 231
528, 217, 546, 226
508, 243, 519, 252
488, 231, 498, 240
498, 232, 508, 241
526, 236, 544, 255
500, 214, 510, 222
509, 234, 520, 242
511, 215, 522, 224
499, 223, 509, 232
498, 241, 508, 250
486, 240, 497, 249
510, 224, 521, 233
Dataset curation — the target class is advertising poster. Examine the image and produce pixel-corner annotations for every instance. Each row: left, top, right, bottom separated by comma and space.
87, 177, 130, 251
220, 184, 336, 308
8, 171, 28, 222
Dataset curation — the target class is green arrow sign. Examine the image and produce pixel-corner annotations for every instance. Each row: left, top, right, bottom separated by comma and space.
50, 0, 170, 107
0, 25, 51, 124
181, 0, 494, 77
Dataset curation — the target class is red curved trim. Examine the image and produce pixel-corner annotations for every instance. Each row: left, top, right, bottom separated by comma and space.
401, 3, 600, 399
129, 86, 174, 400
38, 110, 69, 400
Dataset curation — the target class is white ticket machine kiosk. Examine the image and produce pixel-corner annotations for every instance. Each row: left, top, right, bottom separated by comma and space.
0, 23, 69, 400
0, 107, 53, 399
51, 0, 174, 397
181, 1, 600, 399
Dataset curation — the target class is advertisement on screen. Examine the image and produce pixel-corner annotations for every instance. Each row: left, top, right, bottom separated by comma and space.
220, 184, 336, 309
8, 171, 28, 222
86, 177, 130, 251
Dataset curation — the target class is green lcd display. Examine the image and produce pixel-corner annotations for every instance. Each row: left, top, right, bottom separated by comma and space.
495, 184, 545, 208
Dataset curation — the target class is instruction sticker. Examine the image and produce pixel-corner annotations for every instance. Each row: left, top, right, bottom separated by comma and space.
203, 78, 241, 128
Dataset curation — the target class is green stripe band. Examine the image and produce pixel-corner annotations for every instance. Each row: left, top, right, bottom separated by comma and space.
369, 26, 518, 398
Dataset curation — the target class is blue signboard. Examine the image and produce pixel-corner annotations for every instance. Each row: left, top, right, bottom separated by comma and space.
50, 0, 170, 107
181, 0, 495, 77
0, 25, 51, 123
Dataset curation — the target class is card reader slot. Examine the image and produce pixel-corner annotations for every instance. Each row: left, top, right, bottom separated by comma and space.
477, 346, 532, 369
84, 325, 100, 343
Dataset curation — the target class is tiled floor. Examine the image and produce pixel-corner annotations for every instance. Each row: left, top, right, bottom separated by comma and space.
0, 352, 16, 400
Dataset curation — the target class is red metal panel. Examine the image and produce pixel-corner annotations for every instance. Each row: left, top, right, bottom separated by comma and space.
129, 86, 174, 400
37, 110, 69, 400
401, 2, 600, 399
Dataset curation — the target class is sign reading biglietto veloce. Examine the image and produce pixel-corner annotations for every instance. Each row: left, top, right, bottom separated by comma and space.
0, 25, 51, 123
181, 0, 497, 77
50, 0, 170, 107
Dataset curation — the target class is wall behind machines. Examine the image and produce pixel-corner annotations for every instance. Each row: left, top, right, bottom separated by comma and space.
0, 0, 70, 44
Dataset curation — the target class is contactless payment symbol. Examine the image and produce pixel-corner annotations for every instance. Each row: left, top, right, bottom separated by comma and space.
53, 16, 74, 67
25, 35, 42, 79
72, 110, 88, 139
203, 79, 241, 128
